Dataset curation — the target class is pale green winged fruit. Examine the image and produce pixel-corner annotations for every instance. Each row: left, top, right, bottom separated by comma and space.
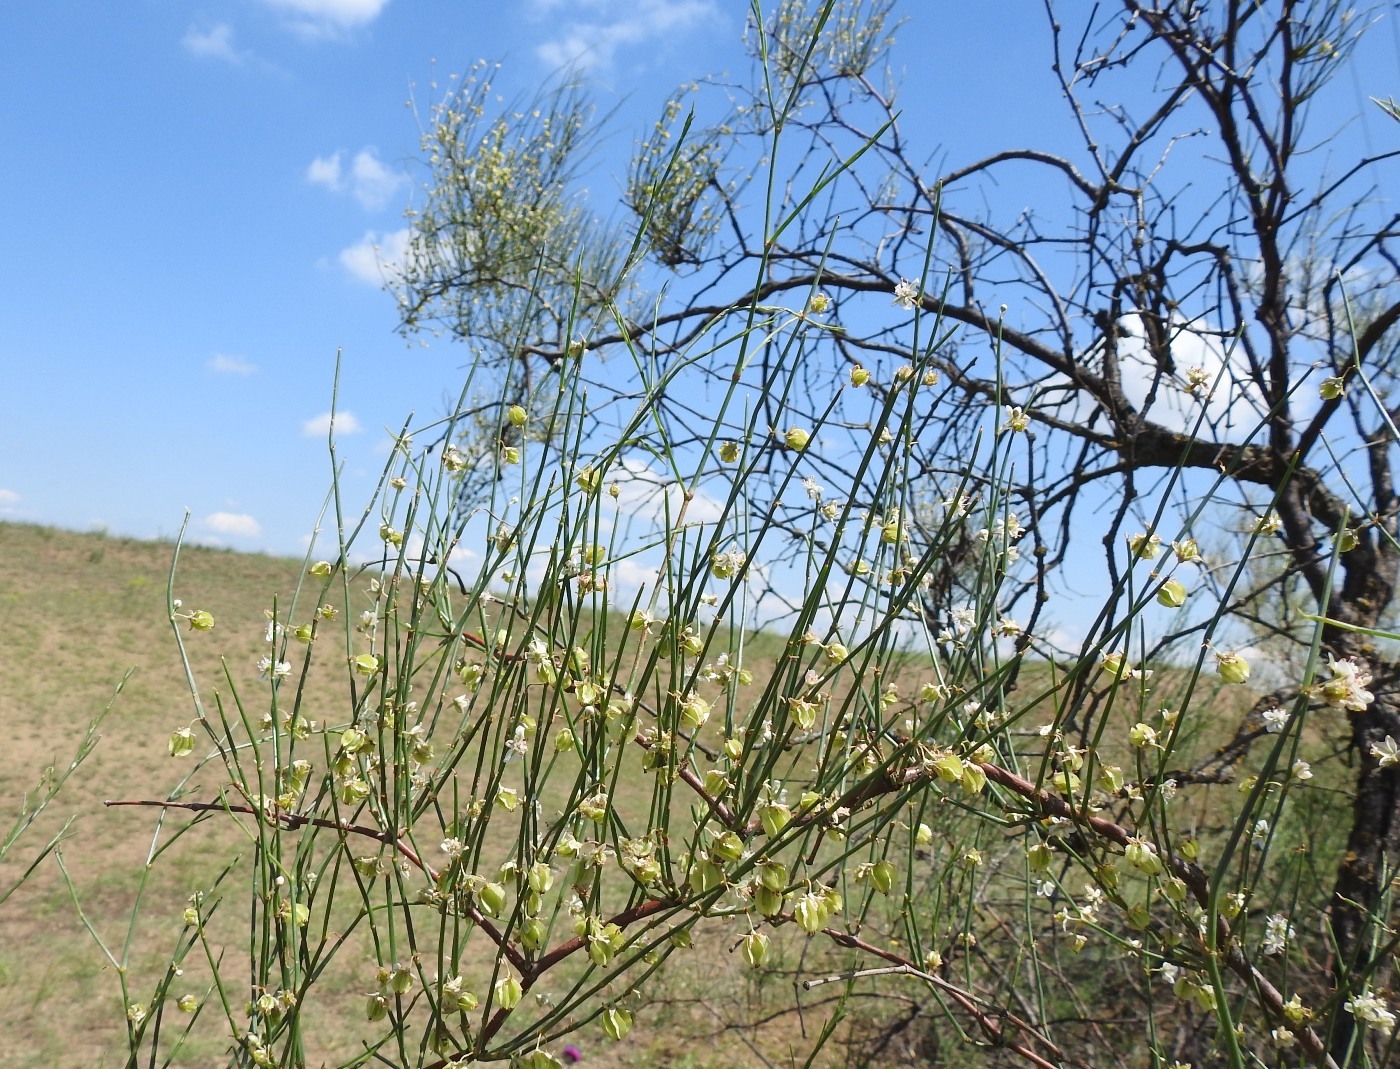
1216, 650, 1250, 685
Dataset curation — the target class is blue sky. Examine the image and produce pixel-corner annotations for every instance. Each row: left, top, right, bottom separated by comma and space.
0, 0, 738, 554
2, 0, 1396, 565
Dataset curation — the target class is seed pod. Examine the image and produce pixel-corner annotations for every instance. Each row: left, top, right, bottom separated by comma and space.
494, 972, 522, 1010
869, 860, 896, 895
601, 1007, 633, 1041
760, 803, 791, 837
741, 930, 770, 968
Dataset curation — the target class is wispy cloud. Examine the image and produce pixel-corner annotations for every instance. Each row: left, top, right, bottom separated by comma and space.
262, 0, 391, 35
307, 148, 407, 211
205, 511, 262, 538
302, 411, 364, 437
339, 227, 410, 285
182, 23, 247, 64
609, 458, 725, 526
0, 489, 19, 506
208, 354, 258, 375
534, 0, 717, 71
1115, 315, 1280, 440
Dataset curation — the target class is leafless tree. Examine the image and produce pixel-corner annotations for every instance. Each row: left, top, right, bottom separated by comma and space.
397, 2, 1400, 1062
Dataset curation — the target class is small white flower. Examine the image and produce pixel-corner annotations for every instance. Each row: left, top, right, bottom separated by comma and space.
710, 549, 747, 580
1261, 913, 1293, 955
258, 657, 292, 682
504, 726, 528, 761
1371, 735, 1399, 768
1291, 760, 1313, 781
892, 278, 921, 310
1250, 819, 1270, 844
1001, 406, 1030, 433
1128, 532, 1162, 559
1261, 707, 1288, 733
1129, 722, 1159, 748
1172, 538, 1203, 563
1345, 989, 1397, 1029
442, 444, 468, 472
1313, 654, 1374, 712
440, 838, 465, 860
943, 492, 974, 517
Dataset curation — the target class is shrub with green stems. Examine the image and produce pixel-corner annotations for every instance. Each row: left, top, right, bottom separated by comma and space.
89, 296, 1392, 1069
81, 1, 1400, 1066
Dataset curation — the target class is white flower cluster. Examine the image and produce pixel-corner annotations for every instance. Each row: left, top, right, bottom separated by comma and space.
1261, 913, 1293, 955
1313, 655, 1374, 712
1345, 988, 1397, 1029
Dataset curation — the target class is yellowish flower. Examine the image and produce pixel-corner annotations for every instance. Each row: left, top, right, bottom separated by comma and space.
1156, 578, 1188, 607
1215, 650, 1250, 684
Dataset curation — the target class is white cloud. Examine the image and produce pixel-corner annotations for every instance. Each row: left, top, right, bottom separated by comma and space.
262, 0, 390, 32
306, 153, 342, 189
604, 546, 797, 631
608, 556, 662, 596
339, 227, 410, 285
609, 458, 726, 526
535, 0, 717, 71
182, 23, 246, 63
205, 511, 262, 538
0, 489, 19, 505
403, 533, 479, 573
208, 354, 258, 375
1115, 316, 1277, 440
306, 148, 406, 211
302, 410, 364, 437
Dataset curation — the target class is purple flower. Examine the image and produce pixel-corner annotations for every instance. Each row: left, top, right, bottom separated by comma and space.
562, 1047, 582, 1064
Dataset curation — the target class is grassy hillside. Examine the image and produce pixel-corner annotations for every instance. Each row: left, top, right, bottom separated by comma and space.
0, 520, 1315, 1069
0, 522, 843, 1068
0, 522, 320, 1067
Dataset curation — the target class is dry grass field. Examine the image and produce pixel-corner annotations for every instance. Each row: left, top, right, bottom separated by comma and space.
0, 522, 316, 1066
0, 519, 1311, 1069
0, 521, 887, 1068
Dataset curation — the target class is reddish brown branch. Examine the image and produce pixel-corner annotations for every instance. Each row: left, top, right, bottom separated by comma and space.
815, 926, 1089, 1069
103, 797, 528, 974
